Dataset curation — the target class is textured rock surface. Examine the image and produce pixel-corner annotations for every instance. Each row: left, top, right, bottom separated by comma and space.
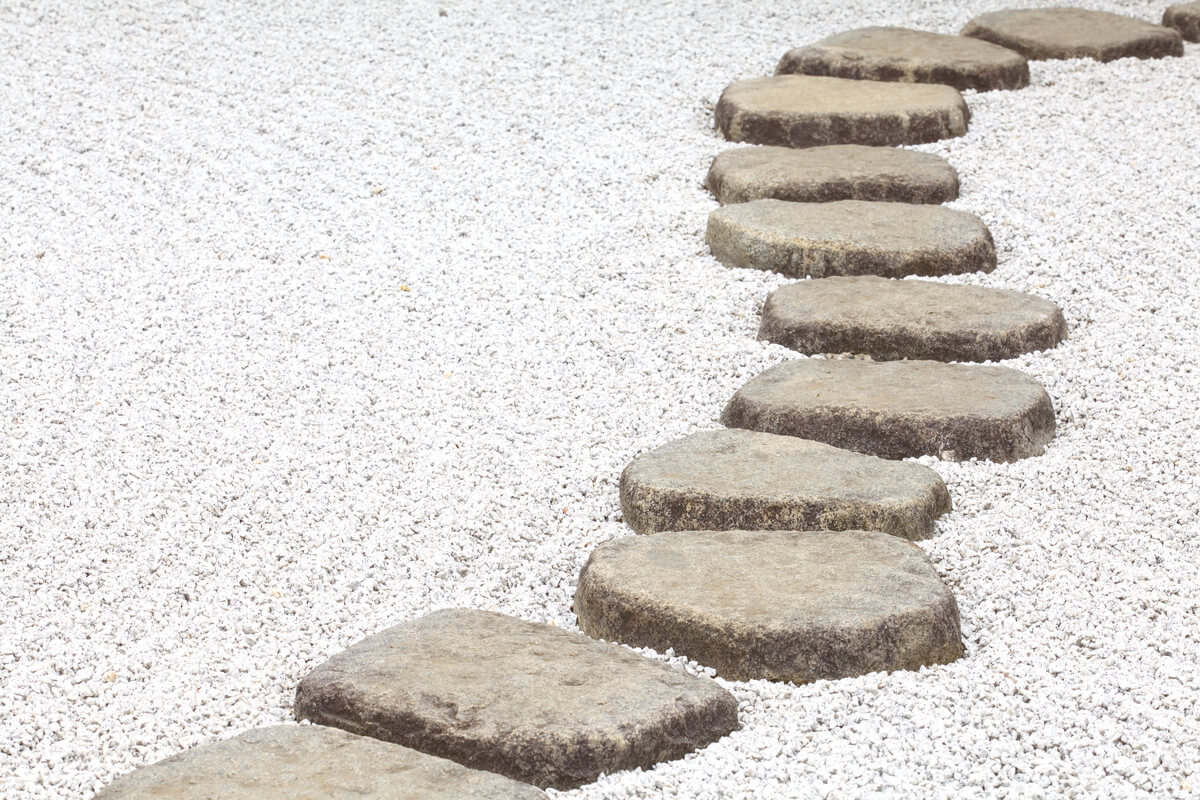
619, 429, 950, 540
962, 8, 1183, 61
1164, 2, 1200, 41
715, 75, 969, 148
575, 529, 964, 683
293, 609, 738, 790
776, 26, 1029, 92
706, 199, 995, 279
722, 359, 1056, 461
706, 145, 959, 206
759, 276, 1067, 362
93, 725, 547, 799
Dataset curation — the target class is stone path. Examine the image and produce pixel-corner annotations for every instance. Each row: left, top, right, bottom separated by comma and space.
292, 608, 739, 791
715, 75, 969, 148
706, 145, 959, 205
776, 26, 1029, 92
962, 8, 1184, 62
759, 276, 1067, 362
1164, 1, 1200, 41
94, 725, 547, 799
620, 428, 950, 540
722, 359, 1056, 462
575, 529, 964, 683
706, 199, 995, 279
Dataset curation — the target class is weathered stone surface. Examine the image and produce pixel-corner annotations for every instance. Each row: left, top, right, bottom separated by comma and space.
706, 145, 959, 206
776, 27, 1029, 92
293, 609, 738, 790
619, 429, 950, 541
962, 8, 1183, 61
715, 75, 969, 148
722, 359, 1056, 462
706, 199, 995, 279
1164, 2, 1200, 41
759, 276, 1067, 362
575, 530, 964, 683
93, 725, 546, 799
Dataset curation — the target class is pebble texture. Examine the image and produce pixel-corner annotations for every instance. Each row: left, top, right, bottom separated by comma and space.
93, 725, 547, 799
962, 7, 1184, 61
714, 75, 969, 148
619, 429, 951, 541
706, 199, 996, 278
758, 276, 1068, 362
1163, 1, 1200, 41
705, 145, 959, 206
575, 530, 965, 683
293, 609, 739, 790
776, 26, 1029, 92
722, 359, 1056, 461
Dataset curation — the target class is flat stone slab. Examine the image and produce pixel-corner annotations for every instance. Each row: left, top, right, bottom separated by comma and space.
293, 609, 738, 790
776, 26, 1029, 92
962, 8, 1183, 61
1164, 2, 1200, 41
722, 359, 1056, 461
715, 75, 969, 149
706, 199, 996, 279
759, 276, 1068, 362
706, 145, 959, 206
575, 530, 964, 684
94, 725, 546, 799
619, 429, 950, 541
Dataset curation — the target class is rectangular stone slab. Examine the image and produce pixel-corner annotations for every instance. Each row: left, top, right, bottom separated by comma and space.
962, 8, 1184, 61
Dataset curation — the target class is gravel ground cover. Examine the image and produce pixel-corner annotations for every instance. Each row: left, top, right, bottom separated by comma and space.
1, 0, 1198, 797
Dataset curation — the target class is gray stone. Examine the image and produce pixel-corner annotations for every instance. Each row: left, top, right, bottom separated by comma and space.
293, 609, 738, 790
93, 725, 546, 800
962, 7, 1183, 61
706, 199, 995, 279
722, 359, 1056, 462
759, 276, 1068, 362
575, 530, 964, 684
705, 145, 959, 206
619, 428, 950, 541
1164, 2, 1200, 41
776, 27, 1029, 92
715, 75, 969, 149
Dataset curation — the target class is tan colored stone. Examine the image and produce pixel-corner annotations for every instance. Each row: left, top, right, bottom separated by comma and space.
715, 75, 969, 148
759, 276, 1067, 362
962, 7, 1183, 62
1164, 2, 1200, 41
776, 27, 1029, 92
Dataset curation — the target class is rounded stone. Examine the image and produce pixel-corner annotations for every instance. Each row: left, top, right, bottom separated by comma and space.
619, 428, 950, 541
293, 609, 738, 791
758, 276, 1068, 362
715, 75, 969, 149
1164, 2, 1200, 42
575, 529, 965, 684
94, 725, 547, 799
721, 358, 1056, 462
961, 7, 1184, 62
705, 145, 959, 206
776, 26, 1029, 92
706, 199, 996, 279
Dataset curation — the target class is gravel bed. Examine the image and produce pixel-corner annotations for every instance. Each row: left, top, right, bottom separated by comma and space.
1, 0, 1198, 797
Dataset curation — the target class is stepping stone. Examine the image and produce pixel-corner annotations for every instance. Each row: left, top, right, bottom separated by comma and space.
705, 145, 959, 206
715, 75, 969, 149
961, 8, 1183, 62
619, 428, 950, 541
1164, 2, 1200, 41
721, 359, 1056, 461
293, 609, 738, 790
776, 27, 1029, 92
759, 276, 1068, 362
575, 530, 965, 684
706, 199, 995, 279
94, 725, 547, 799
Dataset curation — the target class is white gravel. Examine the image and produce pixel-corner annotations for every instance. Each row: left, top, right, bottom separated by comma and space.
1, 0, 1198, 797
